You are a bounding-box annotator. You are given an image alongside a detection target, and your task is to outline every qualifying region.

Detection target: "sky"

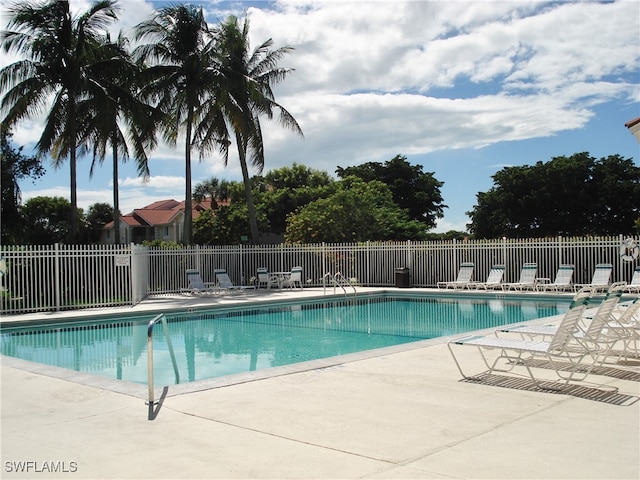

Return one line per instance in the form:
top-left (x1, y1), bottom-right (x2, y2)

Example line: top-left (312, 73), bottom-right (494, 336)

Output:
top-left (2, 0), bottom-right (639, 233)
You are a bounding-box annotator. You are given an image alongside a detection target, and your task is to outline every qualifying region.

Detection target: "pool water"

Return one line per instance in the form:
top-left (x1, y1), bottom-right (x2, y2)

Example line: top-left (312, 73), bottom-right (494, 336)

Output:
top-left (1, 294), bottom-right (568, 386)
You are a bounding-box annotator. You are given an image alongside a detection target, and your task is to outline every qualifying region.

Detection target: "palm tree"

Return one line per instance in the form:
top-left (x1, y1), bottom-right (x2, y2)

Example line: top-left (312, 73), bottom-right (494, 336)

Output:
top-left (193, 177), bottom-right (231, 207)
top-left (215, 16), bottom-right (303, 244)
top-left (77, 32), bottom-right (158, 244)
top-left (133, 4), bottom-right (229, 245)
top-left (0, 0), bottom-right (121, 242)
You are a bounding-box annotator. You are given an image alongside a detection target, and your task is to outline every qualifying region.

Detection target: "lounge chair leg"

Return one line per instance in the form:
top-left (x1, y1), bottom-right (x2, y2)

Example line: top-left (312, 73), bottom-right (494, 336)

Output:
top-left (447, 343), bottom-right (483, 380)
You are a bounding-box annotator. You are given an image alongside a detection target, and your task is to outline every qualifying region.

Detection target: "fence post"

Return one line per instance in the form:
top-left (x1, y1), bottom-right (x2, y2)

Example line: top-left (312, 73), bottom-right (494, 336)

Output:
top-left (130, 243), bottom-right (137, 305)
top-left (502, 237), bottom-right (508, 274)
top-left (54, 243), bottom-right (61, 312)
top-left (322, 242), bottom-right (326, 276)
top-left (453, 238), bottom-right (458, 272)
top-left (239, 243), bottom-right (244, 285)
top-left (131, 243), bottom-right (149, 305)
top-left (366, 241), bottom-right (370, 286)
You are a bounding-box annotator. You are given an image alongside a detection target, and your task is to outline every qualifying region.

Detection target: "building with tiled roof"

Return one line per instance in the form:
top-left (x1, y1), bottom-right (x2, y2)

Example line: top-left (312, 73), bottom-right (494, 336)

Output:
top-left (102, 197), bottom-right (222, 244)
top-left (625, 116), bottom-right (640, 143)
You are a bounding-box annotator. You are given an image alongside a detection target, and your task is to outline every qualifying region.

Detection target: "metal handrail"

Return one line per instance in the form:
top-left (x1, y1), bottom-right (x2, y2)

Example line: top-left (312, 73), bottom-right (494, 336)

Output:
top-left (323, 272), bottom-right (357, 296)
top-left (322, 272), bottom-right (337, 295)
top-left (334, 272), bottom-right (357, 296)
top-left (146, 313), bottom-right (179, 406)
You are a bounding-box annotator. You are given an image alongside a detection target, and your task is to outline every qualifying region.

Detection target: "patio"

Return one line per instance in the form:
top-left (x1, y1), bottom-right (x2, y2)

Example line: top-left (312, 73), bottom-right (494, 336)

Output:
top-left (2, 288), bottom-right (639, 479)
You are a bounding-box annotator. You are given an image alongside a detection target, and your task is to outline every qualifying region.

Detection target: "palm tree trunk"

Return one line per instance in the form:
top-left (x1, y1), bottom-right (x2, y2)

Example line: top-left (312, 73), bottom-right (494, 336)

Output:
top-left (183, 114), bottom-right (193, 245)
top-left (236, 131), bottom-right (260, 244)
top-left (112, 132), bottom-right (120, 244)
top-left (69, 117), bottom-right (79, 243)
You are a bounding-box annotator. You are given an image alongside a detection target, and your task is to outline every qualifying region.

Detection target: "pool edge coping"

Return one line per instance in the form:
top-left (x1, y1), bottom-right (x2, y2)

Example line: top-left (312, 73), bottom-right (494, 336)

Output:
top-left (1, 287), bottom-right (581, 399)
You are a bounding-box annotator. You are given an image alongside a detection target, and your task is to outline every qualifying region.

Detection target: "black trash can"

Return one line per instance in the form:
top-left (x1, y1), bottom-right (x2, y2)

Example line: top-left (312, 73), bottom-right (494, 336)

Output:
top-left (395, 267), bottom-right (410, 288)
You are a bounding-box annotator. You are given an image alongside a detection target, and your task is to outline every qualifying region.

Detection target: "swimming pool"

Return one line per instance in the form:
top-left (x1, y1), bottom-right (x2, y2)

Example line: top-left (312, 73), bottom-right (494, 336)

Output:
top-left (1, 293), bottom-right (569, 387)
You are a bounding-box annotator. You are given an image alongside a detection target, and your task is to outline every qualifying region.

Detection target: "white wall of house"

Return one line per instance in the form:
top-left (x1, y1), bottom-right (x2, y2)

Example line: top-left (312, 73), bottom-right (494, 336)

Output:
top-left (629, 122), bottom-right (640, 142)
top-left (99, 210), bottom-right (188, 244)
top-left (100, 219), bottom-right (131, 244)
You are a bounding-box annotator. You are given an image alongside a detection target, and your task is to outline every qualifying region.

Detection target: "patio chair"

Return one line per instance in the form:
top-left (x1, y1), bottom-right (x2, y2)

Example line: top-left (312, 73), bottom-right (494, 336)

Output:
top-left (608, 295), bottom-right (640, 359)
top-left (448, 288), bottom-right (599, 389)
top-left (185, 269), bottom-right (218, 295)
top-left (502, 263), bottom-right (537, 291)
top-left (256, 267), bottom-right (279, 289)
top-left (281, 266), bottom-right (303, 289)
top-left (437, 262), bottom-right (474, 289)
top-left (214, 268), bottom-right (254, 294)
top-left (574, 263), bottom-right (612, 293)
top-left (621, 266), bottom-right (640, 293)
top-left (536, 264), bottom-right (575, 292)
top-left (466, 265), bottom-right (505, 290)
top-left (496, 285), bottom-right (626, 350)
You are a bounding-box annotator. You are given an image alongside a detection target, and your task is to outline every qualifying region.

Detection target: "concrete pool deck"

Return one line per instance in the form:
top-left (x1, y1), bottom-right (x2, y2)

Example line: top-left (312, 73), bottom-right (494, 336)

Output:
top-left (1, 288), bottom-right (639, 479)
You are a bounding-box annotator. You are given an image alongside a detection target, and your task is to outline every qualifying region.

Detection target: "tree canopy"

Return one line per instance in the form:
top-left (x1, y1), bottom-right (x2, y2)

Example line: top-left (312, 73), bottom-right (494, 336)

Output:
top-left (85, 202), bottom-right (114, 243)
top-left (284, 176), bottom-right (427, 243)
top-left (467, 152), bottom-right (640, 238)
top-left (193, 159), bottom-right (438, 244)
top-left (1, 127), bottom-right (45, 243)
top-left (258, 163), bottom-right (334, 234)
top-left (336, 154), bottom-right (446, 230)
top-left (21, 196), bottom-right (77, 244)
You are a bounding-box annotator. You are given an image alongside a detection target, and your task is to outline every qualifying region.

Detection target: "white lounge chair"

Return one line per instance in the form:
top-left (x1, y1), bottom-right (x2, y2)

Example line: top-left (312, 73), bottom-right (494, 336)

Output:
top-left (536, 264), bottom-right (575, 292)
top-left (603, 295), bottom-right (640, 360)
top-left (214, 268), bottom-right (254, 294)
top-left (575, 263), bottom-right (612, 293)
top-left (281, 266), bottom-right (303, 289)
top-left (437, 262), bottom-right (474, 289)
top-left (496, 285), bottom-right (625, 351)
top-left (467, 265), bottom-right (505, 290)
top-left (622, 266), bottom-right (640, 293)
top-left (502, 263), bottom-right (537, 291)
top-left (185, 269), bottom-right (217, 295)
top-left (448, 288), bottom-right (600, 389)
top-left (256, 267), bottom-right (279, 289)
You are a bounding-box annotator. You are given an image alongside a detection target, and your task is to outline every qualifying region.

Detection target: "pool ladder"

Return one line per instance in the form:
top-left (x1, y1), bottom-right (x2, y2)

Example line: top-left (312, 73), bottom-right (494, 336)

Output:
top-left (146, 313), bottom-right (180, 406)
top-left (323, 272), bottom-right (357, 296)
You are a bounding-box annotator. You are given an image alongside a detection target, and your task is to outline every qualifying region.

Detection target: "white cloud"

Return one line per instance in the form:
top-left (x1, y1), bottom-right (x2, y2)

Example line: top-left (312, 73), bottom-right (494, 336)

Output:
top-left (119, 175), bottom-right (182, 188)
top-left (240, 0), bottom-right (638, 177)
top-left (116, 188), bottom-right (180, 214)
top-left (22, 177), bottom-right (185, 214)
top-left (249, 1), bottom-right (638, 98)
top-left (5, 1), bottom-right (637, 161)
top-left (20, 185), bottom-right (113, 213)
top-left (258, 89), bottom-right (599, 175)
top-left (4, 0), bottom-right (640, 229)
top-left (434, 217), bottom-right (469, 234)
